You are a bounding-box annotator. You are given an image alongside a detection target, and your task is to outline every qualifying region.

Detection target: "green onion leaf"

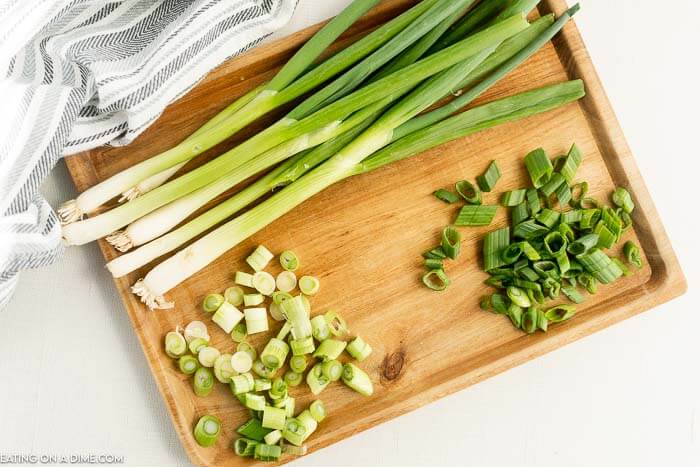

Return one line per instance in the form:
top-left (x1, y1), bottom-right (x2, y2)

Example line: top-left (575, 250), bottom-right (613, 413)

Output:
top-left (441, 226), bottom-right (461, 259)
top-left (593, 221), bottom-right (616, 249)
top-left (612, 187), bottom-right (635, 213)
top-left (558, 143), bottom-right (583, 183)
top-left (513, 220), bottom-right (548, 239)
top-left (567, 233), bottom-right (599, 256)
top-left (490, 293), bottom-right (509, 314)
top-left (512, 202), bottom-right (529, 226)
top-left (501, 189), bottom-right (527, 207)
top-left (544, 305), bottom-right (576, 323)
top-left (521, 307), bottom-right (538, 334)
top-left (536, 208), bottom-right (560, 228)
top-left (455, 180), bottom-right (482, 204)
top-left (483, 227), bottom-right (510, 271)
top-left (506, 286), bottom-right (531, 308)
top-left (561, 284), bottom-right (585, 304)
top-left (455, 205), bottom-right (498, 226)
top-left (579, 208), bottom-right (600, 229)
top-left (433, 189), bottom-right (460, 204)
top-left (476, 160), bottom-right (501, 192)
top-left (624, 241), bottom-right (643, 268)
top-left (424, 258), bottom-right (444, 270)
top-left (422, 246), bottom-right (447, 260)
top-left (526, 188), bottom-right (541, 215)
top-left (507, 303), bottom-right (523, 328)
top-left (524, 148), bottom-right (553, 188)
top-left (540, 173), bottom-right (565, 197)
top-left (576, 248), bottom-right (623, 284)
top-left (422, 269), bottom-right (449, 291)
top-left (560, 209), bottom-right (583, 225)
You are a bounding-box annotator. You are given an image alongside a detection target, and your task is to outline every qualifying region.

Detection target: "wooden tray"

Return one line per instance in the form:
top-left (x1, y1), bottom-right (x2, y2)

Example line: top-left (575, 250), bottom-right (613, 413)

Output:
top-left (65, 1), bottom-right (686, 465)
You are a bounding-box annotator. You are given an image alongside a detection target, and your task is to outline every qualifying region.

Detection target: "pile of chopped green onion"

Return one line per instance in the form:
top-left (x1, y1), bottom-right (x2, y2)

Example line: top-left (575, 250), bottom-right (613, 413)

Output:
top-left (426, 143), bottom-right (643, 332)
top-left (163, 245), bottom-right (374, 461)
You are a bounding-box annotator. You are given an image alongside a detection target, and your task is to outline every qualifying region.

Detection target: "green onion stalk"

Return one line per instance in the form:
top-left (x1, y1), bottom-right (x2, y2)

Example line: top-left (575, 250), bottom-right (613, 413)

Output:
top-left (106, 9), bottom-right (580, 278)
top-left (64, 9), bottom-right (521, 247)
top-left (133, 80), bottom-right (584, 307)
top-left (55, 0), bottom-right (431, 224)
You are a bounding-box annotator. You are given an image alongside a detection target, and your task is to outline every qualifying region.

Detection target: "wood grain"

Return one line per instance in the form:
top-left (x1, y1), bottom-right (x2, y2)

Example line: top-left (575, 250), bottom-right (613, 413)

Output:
top-left (64, 1), bottom-right (686, 465)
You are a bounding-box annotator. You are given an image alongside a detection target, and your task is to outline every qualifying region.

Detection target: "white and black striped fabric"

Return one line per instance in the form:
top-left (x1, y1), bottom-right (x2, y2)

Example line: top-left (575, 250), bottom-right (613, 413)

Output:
top-left (0, 0), bottom-right (298, 310)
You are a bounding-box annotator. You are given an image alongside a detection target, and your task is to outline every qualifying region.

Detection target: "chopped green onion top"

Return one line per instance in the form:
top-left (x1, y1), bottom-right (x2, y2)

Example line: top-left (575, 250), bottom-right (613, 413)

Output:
top-left (455, 205), bottom-right (498, 226)
top-left (476, 160), bottom-right (501, 192)
top-left (422, 269), bottom-right (450, 291)
top-left (558, 143), bottom-right (583, 183)
top-left (346, 335), bottom-right (372, 361)
top-left (433, 188), bottom-right (460, 204)
top-left (309, 400), bottom-right (326, 423)
top-left (623, 241), bottom-right (643, 268)
top-left (544, 305), bottom-right (576, 323)
top-left (441, 226), bottom-right (461, 259)
top-left (501, 189), bottom-right (527, 207)
top-left (612, 187), bottom-right (635, 214)
top-left (455, 180), bottom-right (482, 204)
top-left (524, 148), bottom-right (553, 188)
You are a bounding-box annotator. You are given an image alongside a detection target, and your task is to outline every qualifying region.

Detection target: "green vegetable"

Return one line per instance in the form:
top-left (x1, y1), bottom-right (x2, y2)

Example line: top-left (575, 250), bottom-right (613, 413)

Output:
top-left (193, 415), bottom-right (221, 447)
top-left (230, 372), bottom-right (255, 394)
top-left (558, 143), bottom-right (583, 183)
top-left (282, 418), bottom-right (307, 447)
top-left (260, 338), bottom-right (289, 370)
top-left (262, 405), bottom-right (287, 431)
top-left (455, 205), bottom-right (498, 226)
top-left (521, 308), bottom-right (538, 334)
top-left (224, 286), bottom-right (245, 306)
top-left (433, 189), bottom-right (460, 204)
top-left (342, 363), bottom-right (374, 396)
top-left (483, 227), bottom-right (510, 271)
top-left (476, 160), bottom-right (501, 192)
top-left (234, 438), bottom-right (259, 457)
top-left (524, 148), bottom-right (553, 188)
top-left (230, 322), bottom-right (247, 343)
top-left (561, 285), bottom-right (585, 304)
top-left (299, 276), bottom-right (320, 296)
top-left (178, 355), bottom-right (199, 375)
top-left (322, 360), bottom-right (344, 381)
top-left (213, 353), bottom-right (236, 383)
top-left (624, 241), bottom-right (643, 268)
top-left (306, 363), bottom-right (331, 396)
top-left (311, 315), bottom-right (331, 342)
top-left (246, 245), bottom-right (274, 272)
top-left (288, 337), bottom-right (313, 357)
top-left (422, 269), bottom-right (450, 291)
top-left (254, 444), bottom-right (282, 462)
top-left (441, 226), bottom-right (461, 259)
top-left (238, 418), bottom-right (273, 442)
top-left (325, 311), bottom-right (349, 337)
top-left (346, 336), bottom-right (372, 361)
top-left (244, 393), bottom-right (266, 411)
top-left (310, 400), bottom-right (327, 423)
top-left (455, 180), bottom-right (482, 204)
top-left (289, 355), bottom-right (308, 374)
top-left (279, 250), bottom-right (300, 271)
top-left (544, 305), bottom-right (576, 323)
top-left (313, 339), bottom-right (347, 361)
top-left (612, 187), bottom-right (635, 213)
top-left (202, 293), bottom-right (224, 313)
top-left (164, 331), bottom-right (187, 358)
top-left (284, 370), bottom-right (303, 387)
top-left (501, 189), bottom-right (527, 207)
top-left (193, 367), bottom-right (214, 397)
top-left (567, 233), bottom-right (599, 256)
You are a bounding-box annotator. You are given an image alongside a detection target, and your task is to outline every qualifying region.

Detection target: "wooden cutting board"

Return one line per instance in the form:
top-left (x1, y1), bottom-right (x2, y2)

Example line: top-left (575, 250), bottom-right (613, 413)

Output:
top-left (65, 1), bottom-right (686, 465)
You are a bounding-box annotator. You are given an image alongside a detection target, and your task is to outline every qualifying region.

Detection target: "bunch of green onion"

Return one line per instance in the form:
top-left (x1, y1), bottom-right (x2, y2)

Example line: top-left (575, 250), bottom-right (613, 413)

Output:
top-left (56, 0), bottom-right (584, 310)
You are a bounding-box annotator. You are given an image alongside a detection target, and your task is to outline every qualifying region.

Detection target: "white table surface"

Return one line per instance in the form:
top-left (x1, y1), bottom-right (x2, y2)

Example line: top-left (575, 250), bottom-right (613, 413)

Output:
top-left (2, 1), bottom-right (699, 466)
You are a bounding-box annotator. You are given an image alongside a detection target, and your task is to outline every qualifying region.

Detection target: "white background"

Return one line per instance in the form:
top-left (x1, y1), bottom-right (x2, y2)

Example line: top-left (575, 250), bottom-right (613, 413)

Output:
top-left (2, 1), bottom-right (699, 466)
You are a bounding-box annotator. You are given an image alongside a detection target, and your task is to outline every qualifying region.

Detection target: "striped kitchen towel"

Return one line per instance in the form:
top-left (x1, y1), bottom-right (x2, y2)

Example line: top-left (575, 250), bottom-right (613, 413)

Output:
top-left (0, 0), bottom-right (298, 310)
